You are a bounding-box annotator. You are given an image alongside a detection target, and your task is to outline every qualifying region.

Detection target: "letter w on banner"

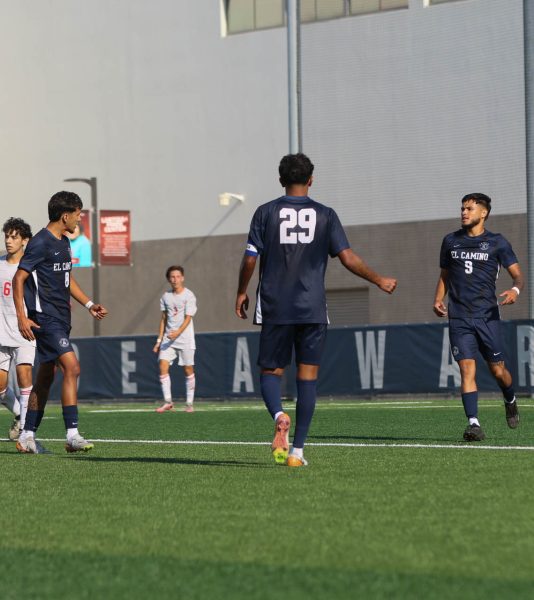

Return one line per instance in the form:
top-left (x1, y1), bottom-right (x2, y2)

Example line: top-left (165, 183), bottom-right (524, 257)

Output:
top-left (354, 330), bottom-right (386, 390)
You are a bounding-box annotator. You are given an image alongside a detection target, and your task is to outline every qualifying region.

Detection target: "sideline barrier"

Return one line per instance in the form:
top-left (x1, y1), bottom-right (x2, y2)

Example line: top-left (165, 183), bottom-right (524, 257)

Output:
top-left (47, 320), bottom-right (534, 400)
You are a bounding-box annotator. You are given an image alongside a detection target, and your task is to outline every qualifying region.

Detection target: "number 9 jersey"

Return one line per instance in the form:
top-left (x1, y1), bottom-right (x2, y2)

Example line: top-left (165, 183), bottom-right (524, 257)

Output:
top-left (245, 195), bottom-right (350, 325)
top-left (439, 229), bottom-right (518, 319)
top-left (18, 228), bottom-right (73, 327)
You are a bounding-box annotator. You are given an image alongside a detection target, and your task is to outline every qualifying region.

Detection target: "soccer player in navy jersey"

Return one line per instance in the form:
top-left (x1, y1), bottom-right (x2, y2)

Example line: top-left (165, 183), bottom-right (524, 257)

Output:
top-left (433, 193), bottom-right (524, 441)
top-left (236, 153), bottom-right (397, 467)
top-left (12, 191), bottom-right (108, 454)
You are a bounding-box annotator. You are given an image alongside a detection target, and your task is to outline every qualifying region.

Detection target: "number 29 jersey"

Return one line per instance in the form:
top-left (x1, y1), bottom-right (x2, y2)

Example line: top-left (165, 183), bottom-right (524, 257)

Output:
top-left (439, 229), bottom-right (518, 319)
top-left (245, 195), bottom-right (350, 324)
top-left (18, 228), bottom-right (73, 327)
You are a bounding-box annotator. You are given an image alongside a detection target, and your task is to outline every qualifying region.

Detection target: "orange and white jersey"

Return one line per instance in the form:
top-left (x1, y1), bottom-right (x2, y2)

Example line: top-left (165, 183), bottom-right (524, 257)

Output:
top-left (0, 255), bottom-right (35, 348)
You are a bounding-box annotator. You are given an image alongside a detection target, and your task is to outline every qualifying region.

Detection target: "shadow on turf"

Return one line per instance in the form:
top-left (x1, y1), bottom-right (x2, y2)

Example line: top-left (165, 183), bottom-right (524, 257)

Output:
top-left (64, 455), bottom-right (270, 468)
top-left (308, 434), bottom-right (454, 443)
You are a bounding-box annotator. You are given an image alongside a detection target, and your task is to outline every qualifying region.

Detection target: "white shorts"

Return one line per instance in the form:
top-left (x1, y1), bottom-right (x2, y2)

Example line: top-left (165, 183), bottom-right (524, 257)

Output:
top-left (0, 345), bottom-right (36, 371)
top-left (158, 346), bottom-right (195, 367)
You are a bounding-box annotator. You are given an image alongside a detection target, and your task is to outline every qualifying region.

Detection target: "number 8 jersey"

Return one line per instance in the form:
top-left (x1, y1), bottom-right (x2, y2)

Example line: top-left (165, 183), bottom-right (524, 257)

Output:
top-left (18, 228), bottom-right (73, 327)
top-left (245, 195), bottom-right (350, 324)
top-left (439, 229), bottom-right (518, 319)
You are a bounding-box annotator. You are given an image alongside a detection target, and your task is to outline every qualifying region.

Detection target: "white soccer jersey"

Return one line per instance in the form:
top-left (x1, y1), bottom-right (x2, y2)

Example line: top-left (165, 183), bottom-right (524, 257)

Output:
top-left (160, 288), bottom-right (197, 349)
top-left (0, 255), bottom-right (36, 348)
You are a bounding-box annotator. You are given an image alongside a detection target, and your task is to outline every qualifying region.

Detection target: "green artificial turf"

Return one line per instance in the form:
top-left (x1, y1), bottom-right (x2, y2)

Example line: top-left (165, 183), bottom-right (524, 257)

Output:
top-left (0, 398), bottom-right (533, 599)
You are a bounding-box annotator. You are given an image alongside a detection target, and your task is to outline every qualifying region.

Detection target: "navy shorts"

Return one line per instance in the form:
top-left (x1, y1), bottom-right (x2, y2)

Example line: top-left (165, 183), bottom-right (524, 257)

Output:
top-left (32, 314), bottom-right (73, 364)
top-left (449, 317), bottom-right (505, 363)
top-left (258, 323), bottom-right (327, 369)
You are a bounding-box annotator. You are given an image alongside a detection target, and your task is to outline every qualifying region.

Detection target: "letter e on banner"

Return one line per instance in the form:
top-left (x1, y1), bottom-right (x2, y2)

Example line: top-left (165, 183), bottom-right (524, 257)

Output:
top-left (121, 341), bottom-right (138, 394)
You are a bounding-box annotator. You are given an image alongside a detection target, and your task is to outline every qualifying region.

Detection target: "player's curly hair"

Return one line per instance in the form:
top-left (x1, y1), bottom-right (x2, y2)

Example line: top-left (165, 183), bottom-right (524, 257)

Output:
top-left (166, 265), bottom-right (184, 280)
top-left (279, 153), bottom-right (314, 186)
top-left (2, 217), bottom-right (33, 240)
top-left (461, 193), bottom-right (491, 217)
top-left (48, 191), bottom-right (83, 222)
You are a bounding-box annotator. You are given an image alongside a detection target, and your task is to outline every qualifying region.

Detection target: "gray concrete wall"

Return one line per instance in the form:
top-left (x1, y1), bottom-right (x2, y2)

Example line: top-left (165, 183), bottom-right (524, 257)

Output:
top-left (70, 212), bottom-right (528, 337)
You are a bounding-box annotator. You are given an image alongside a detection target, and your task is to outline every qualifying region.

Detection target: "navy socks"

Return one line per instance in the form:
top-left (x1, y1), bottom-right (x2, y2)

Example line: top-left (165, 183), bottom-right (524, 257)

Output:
top-left (461, 391), bottom-right (478, 419)
top-left (293, 379), bottom-right (317, 448)
top-left (23, 410), bottom-right (44, 433)
top-left (500, 384), bottom-right (515, 404)
top-left (260, 374), bottom-right (283, 419)
top-left (62, 405), bottom-right (79, 430)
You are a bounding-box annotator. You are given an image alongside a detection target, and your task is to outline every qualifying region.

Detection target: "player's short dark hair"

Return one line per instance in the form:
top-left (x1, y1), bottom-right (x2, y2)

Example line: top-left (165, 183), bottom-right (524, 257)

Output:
top-left (2, 217), bottom-right (33, 240)
top-left (48, 191), bottom-right (83, 222)
top-left (461, 193), bottom-right (492, 216)
top-left (279, 153), bottom-right (314, 186)
top-left (166, 265), bottom-right (184, 279)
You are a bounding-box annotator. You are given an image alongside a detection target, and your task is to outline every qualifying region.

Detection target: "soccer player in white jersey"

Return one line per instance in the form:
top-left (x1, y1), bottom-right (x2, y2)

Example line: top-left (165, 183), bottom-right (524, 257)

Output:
top-left (153, 266), bottom-right (197, 413)
top-left (0, 218), bottom-right (35, 441)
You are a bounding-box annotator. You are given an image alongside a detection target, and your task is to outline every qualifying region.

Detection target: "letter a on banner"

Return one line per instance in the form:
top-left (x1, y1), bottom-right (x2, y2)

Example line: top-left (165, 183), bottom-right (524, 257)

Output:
top-left (233, 337), bottom-right (254, 393)
top-left (439, 328), bottom-right (460, 388)
top-left (354, 330), bottom-right (386, 390)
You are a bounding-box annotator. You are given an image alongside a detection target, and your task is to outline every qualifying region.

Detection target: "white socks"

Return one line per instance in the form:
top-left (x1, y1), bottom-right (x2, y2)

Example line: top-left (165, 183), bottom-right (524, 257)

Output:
top-left (160, 375), bottom-right (172, 402)
top-left (67, 428), bottom-right (79, 441)
top-left (19, 387), bottom-right (32, 430)
top-left (290, 446), bottom-right (303, 458)
top-left (469, 417), bottom-right (480, 427)
top-left (274, 411), bottom-right (284, 422)
top-left (1, 387), bottom-right (20, 416)
top-left (185, 374), bottom-right (195, 405)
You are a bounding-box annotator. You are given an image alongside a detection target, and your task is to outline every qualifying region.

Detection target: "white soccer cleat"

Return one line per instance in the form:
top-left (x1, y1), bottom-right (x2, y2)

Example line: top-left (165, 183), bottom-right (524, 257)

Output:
top-left (65, 433), bottom-right (94, 453)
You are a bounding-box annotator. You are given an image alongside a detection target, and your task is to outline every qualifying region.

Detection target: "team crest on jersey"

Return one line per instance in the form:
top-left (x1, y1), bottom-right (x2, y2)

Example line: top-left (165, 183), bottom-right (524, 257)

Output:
top-left (479, 242), bottom-right (489, 250)
top-left (59, 338), bottom-right (70, 348)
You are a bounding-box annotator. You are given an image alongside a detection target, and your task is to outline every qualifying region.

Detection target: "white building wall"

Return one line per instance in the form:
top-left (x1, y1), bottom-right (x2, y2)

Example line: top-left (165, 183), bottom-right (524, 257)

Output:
top-left (0, 0), bottom-right (526, 242)
top-left (303, 0), bottom-right (526, 224)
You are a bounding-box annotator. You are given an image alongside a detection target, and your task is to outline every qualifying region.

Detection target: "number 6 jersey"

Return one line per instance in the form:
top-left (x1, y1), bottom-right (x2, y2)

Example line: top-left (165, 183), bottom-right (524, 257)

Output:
top-left (245, 195), bottom-right (350, 324)
top-left (18, 228), bottom-right (73, 327)
top-left (439, 229), bottom-right (518, 319)
top-left (0, 256), bottom-right (36, 347)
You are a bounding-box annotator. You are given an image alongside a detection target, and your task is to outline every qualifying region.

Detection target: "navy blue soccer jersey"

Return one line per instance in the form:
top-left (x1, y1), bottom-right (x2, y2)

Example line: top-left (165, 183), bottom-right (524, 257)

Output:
top-left (246, 195), bottom-right (350, 324)
top-left (440, 229), bottom-right (518, 319)
top-left (18, 228), bottom-right (73, 326)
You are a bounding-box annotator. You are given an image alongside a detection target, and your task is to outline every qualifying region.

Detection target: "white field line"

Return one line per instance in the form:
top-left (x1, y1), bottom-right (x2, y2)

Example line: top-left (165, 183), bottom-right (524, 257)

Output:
top-left (7, 437), bottom-right (534, 452)
top-left (87, 403), bottom-right (534, 414)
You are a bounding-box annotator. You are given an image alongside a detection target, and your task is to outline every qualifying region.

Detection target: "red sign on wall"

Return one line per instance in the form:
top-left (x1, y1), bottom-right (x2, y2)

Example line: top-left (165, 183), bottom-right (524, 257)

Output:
top-left (99, 210), bottom-right (131, 266)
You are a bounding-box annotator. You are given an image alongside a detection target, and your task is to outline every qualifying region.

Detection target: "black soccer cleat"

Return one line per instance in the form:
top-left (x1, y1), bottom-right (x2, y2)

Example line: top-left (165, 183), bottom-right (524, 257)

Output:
top-left (504, 400), bottom-right (519, 429)
top-left (463, 423), bottom-right (486, 442)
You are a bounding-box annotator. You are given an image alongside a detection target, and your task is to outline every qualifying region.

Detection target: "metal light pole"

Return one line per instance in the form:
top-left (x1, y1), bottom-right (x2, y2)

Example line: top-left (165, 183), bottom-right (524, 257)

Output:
top-left (64, 177), bottom-right (100, 336)
top-left (524, 0), bottom-right (534, 319)
top-left (287, 0), bottom-right (302, 153)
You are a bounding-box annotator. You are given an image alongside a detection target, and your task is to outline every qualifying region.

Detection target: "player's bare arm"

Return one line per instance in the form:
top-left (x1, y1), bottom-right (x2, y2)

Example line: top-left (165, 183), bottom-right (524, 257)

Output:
top-left (499, 263), bottom-right (524, 305)
top-left (70, 273), bottom-right (108, 320)
top-left (433, 269), bottom-right (449, 317)
top-left (12, 269), bottom-right (39, 341)
top-left (236, 254), bottom-right (257, 319)
top-left (167, 314), bottom-right (192, 341)
top-left (153, 312), bottom-right (167, 353)
top-left (337, 249), bottom-right (397, 294)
